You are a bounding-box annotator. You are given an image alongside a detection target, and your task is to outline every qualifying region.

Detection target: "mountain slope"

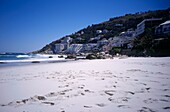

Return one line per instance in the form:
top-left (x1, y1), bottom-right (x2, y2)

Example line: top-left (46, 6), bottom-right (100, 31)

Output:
top-left (32, 8), bottom-right (170, 55)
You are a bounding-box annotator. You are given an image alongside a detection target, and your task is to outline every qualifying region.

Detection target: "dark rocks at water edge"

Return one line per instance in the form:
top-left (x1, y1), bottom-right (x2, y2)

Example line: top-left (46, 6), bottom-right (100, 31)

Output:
top-left (31, 61), bottom-right (40, 63)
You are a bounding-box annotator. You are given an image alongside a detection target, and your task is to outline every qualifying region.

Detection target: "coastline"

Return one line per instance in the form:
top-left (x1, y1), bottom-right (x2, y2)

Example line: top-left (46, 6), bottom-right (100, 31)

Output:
top-left (0, 54), bottom-right (72, 68)
top-left (0, 57), bottom-right (170, 112)
top-left (1, 55), bottom-right (169, 68)
top-left (0, 59), bottom-right (75, 68)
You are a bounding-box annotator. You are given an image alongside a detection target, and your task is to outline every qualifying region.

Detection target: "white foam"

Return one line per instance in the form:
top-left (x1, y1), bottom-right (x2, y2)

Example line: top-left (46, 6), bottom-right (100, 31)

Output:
top-left (16, 55), bottom-right (32, 58)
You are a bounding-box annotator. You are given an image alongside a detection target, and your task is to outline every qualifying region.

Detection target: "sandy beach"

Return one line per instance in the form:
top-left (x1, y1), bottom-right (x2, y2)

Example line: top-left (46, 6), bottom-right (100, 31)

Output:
top-left (0, 57), bottom-right (170, 112)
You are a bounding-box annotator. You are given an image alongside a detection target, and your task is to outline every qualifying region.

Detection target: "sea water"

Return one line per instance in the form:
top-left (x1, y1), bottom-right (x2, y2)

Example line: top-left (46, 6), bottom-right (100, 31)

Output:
top-left (0, 53), bottom-right (36, 60)
top-left (0, 53), bottom-right (49, 67)
top-left (0, 53), bottom-right (66, 67)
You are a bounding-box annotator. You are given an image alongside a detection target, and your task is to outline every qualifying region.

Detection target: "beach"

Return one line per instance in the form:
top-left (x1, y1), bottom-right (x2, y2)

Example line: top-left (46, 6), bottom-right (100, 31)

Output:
top-left (0, 57), bottom-right (170, 112)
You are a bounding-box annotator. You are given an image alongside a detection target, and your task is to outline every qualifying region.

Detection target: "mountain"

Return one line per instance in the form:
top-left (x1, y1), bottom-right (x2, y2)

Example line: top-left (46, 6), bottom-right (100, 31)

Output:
top-left (32, 8), bottom-right (170, 56)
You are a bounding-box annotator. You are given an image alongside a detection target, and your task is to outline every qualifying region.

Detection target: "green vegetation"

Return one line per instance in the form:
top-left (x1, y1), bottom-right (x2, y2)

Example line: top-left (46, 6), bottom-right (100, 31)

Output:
top-left (109, 47), bottom-right (121, 55)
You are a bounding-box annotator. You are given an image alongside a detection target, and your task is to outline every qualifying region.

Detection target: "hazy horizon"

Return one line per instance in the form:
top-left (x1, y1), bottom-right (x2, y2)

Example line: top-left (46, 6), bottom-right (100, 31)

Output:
top-left (0, 0), bottom-right (170, 53)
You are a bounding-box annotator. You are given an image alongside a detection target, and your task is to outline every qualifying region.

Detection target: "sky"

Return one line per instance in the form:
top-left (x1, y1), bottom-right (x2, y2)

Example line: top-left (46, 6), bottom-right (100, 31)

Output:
top-left (0, 0), bottom-right (170, 53)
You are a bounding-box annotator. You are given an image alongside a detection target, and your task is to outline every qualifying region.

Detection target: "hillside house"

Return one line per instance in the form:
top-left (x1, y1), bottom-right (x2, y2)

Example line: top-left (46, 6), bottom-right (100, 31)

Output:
top-left (76, 37), bottom-right (82, 41)
top-left (115, 24), bottom-right (123, 27)
top-left (155, 20), bottom-right (170, 36)
top-left (111, 37), bottom-right (129, 47)
top-left (103, 29), bottom-right (109, 34)
top-left (66, 44), bottom-right (83, 54)
top-left (127, 43), bottom-right (134, 49)
top-left (61, 36), bottom-right (72, 43)
top-left (136, 18), bottom-right (162, 36)
top-left (120, 29), bottom-right (136, 37)
top-left (66, 43), bottom-right (97, 54)
top-left (82, 44), bottom-right (97, 52)
top-left (96, 30), bottom-right (102, 34)
top-left (94, 36), bottom-right (102, 40)
top-left (81, 31), bottom-right (84, 35)
top-left (54, 44), bottom-right (65, 53)
top-left (97, 38), bottom-right (109, 47)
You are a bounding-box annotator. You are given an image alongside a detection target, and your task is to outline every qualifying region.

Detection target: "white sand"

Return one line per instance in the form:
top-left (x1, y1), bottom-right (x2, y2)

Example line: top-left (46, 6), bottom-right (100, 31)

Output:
top-left (0, 57), bottom-right (170, 112)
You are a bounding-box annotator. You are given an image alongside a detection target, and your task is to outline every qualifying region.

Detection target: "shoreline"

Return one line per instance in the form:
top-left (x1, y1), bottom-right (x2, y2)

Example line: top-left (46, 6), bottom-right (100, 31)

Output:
top-left (0, 59), bottom-right (75, 69)
top-left (1, 56), bottom-right (170, 68)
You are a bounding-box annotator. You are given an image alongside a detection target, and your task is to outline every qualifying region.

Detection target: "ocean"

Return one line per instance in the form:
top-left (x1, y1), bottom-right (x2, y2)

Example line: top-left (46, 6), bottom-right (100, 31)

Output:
top-left (0, 53), bottom-right (67, 67)
top-left (0, 53), bottom-right (37, 60)
top-left (0, 53), bottom-right (36, 67)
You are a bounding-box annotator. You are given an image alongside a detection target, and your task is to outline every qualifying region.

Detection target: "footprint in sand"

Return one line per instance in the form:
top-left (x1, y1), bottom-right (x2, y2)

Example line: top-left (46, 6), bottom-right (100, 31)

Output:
top-left (96, 103), bottom-right (106, 107)
top-left (159, 99), bottom-right (170, 102)
top-left (1, 95), bottom-right (48, 107)
top-left (42, 102), bottom-right (55, 105)
top-left (84, 105), bottom-right (93, 108)
top-left (164, 95), bottom-right (170, 98)
top-left (105, 90), bottom-right (115, 96)
top-left (126, 91), bottom-right (135, 95)
top-left (162, 89), bottom-right (170, 91)
top-left (117, 105), bottom-right (130, 108)
top-left (45, 92), bottom-right (58, 97)
top-left (78, 84), bottom-right (85, 89)
top-left (108, 97), bottom-right (130, 103)
top-left (84, 89), bottom-right (94, 93)
top-left (138, 107), bottom-right (156, 112)
top-left (143, 98), bottom-right (158, 104)
top-left (163, 107), bottom-right (170, 110)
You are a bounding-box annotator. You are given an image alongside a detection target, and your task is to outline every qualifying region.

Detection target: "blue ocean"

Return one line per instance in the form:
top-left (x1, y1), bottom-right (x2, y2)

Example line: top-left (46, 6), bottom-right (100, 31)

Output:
top-left (0, 53), bottom-right (65, 67)
top-left (0, 53), bottom-right (48, 67)
top-left (0, 53), bottom-right (36, 60)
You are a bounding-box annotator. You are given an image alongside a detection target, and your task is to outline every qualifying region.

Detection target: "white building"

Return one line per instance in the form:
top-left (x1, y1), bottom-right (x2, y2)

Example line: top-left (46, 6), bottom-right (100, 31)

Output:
top-left (103, 29), bottom-right (109, 34)
top-left (66, 43), bottom-right (97, 54)
top-left (89, 38), bottom-right (95, 41)
top-left (102, 44), bottom-right (112, 52)
top-left (76, 37), bottom-right (82, 41)
top-left (115, 24), bottom-right (123, 27)
top-left (76, 33), bottom-right (81, 36)
top-left (61, 36), bottom-right (72, 43)
top-left (108, 37), bottom-right (113, 41)
top-left (97, 38), bottom-right (109, 47)
top-left (120, 29), bottom-right (136, 38)
top-left (111, 37), bottom-right (122, 47)
top-left (155, 20), bottom-right (170, 35)
top-left (111, 37), bottom-right (129, 47)
top-left (82, 44), bottom-right (97, 51)
top-left (67, 44), bottom-right (83, 54)
top-left (136, 18), bottom-right (162, 36)
top-left (94, 36), bottom-right (101, 40)
top-left (96, 30), bottom-right (102, 34)
top-left (63, 43), bottom-right (70, 50)
top-left (81, 31), bottom-right (84, 35)
top-left (54, 44), bottom-right (65, 53)
top-left (127, 43), bottom-right (134, 49)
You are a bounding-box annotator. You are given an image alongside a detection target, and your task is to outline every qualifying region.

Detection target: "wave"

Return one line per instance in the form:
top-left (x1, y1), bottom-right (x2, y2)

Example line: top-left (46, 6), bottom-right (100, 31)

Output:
top-left (0, 54), bottom-right (66, 61)
top-left (16, 54), bottom-right (55, 59)
top-left (16, 55), bottom-right (32, 58)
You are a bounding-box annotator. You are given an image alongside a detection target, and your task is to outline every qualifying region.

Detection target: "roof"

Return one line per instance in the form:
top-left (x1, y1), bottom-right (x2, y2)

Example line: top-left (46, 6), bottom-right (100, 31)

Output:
top-left (137, 18), bottom-right (162, 27)
top-left (160, 20), bottom-right (170, 26)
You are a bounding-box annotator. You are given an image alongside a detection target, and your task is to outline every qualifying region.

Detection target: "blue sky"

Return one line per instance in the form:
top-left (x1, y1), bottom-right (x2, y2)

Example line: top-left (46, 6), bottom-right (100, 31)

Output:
top-left (0, 0), bottom-right (170, 53)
